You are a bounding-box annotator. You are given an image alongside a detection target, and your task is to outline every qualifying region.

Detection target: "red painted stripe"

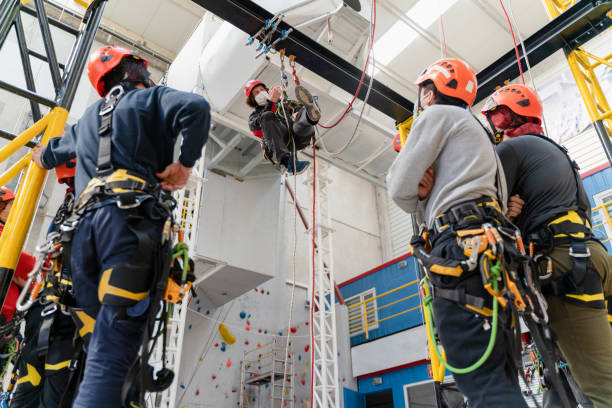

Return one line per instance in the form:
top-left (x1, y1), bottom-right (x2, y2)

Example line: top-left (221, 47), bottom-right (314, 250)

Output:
top-left (338, 252), bottom-right (412, 288)
top-left (581, 162), bottom-right (610, 179)
top-left (356, 359), bottom-right (430, 380)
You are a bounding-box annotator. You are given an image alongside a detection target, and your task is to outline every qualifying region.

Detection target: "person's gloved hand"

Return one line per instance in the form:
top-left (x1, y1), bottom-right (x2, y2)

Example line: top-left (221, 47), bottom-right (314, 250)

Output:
top-left (269, 86), bottom-right (282, 103)
top-left (156, 162), bottom-right (192, 191)
top-left (418, 166), bottom-right (435, 200)
top-left (506, 194), bottom-right (525, 221)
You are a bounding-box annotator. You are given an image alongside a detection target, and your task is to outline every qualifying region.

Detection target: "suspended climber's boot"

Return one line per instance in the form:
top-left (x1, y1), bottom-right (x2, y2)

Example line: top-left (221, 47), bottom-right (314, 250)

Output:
top-left (295, 85), bottom-right (321, 124)
top-left (285, 154), bottom-right (310, 176)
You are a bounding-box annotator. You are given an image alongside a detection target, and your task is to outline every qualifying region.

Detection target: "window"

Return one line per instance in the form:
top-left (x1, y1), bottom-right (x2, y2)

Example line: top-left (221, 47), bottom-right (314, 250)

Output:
top-left (346, 288), bottom-right (379, 336)
top-left (593, 188), bottom-right (612, 241)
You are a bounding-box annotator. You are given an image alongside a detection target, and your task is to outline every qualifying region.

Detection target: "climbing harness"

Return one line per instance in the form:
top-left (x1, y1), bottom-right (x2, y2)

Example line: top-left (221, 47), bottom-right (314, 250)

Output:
top-left (11, 84), bottom-right (195, 406)
top-left (411, 196), bottom-right (574, 408)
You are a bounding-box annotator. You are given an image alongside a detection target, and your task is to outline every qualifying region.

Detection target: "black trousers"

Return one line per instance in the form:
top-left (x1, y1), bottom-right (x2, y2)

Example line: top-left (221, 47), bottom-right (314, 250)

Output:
top-left (11, 302), bottom-right (76, 408)
top-left (260, 108), bottom-right (313, 165)
top-left (429, 231), bottom-right (528, 408)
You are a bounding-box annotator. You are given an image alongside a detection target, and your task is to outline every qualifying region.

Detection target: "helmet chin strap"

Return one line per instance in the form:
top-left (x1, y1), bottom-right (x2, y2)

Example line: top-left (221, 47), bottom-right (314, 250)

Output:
top-left (485, 115), bottom-right (504, 145)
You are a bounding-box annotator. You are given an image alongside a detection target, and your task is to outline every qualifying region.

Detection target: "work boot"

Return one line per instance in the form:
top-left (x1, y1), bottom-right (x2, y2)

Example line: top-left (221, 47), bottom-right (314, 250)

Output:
top-left (295, 85), bottom-right (321, 124)
top-left (285, 157), bottom-right (310, 175)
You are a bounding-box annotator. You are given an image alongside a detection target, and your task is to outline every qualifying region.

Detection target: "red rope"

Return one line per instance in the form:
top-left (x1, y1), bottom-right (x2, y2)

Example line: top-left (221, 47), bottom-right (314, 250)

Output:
top-left (438, 14), bottom-right (447, 58)
top-left (318, 0), bottom-right (376, 129)
top-left (499, 0), bottom-right (525, 85)
top-left (309, 137), bottom-right (316, 408)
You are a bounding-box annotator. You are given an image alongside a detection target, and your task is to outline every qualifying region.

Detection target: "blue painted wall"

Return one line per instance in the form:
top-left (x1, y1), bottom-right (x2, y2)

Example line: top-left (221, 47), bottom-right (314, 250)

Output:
top-left (343, 387), bottom-right (365, 408)
top-left (357, 362), bottom-right (431, 408)
top-left (339, 256), bottom-right (424, 346)
top-left (582, 166), bottom-right (612, 251)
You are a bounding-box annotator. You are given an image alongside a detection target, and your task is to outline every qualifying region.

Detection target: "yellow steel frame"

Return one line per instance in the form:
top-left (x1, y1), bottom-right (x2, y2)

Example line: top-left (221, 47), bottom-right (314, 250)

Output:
top-left (592, 200), bottom-right (612, 244)
top-left (544, 1), bottom-right (612, 135)
top-left (0, 107), bottom-right (68, 270)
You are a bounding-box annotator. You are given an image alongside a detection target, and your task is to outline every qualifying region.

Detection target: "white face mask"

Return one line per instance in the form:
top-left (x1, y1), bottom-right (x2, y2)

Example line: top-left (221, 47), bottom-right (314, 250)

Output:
top-left (255, 91), bottom-right (269, 106)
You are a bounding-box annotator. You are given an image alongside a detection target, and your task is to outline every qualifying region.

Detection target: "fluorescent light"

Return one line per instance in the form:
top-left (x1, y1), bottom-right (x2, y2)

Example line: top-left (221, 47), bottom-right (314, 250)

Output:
top-left (374, 0), bottom-right (460, 68)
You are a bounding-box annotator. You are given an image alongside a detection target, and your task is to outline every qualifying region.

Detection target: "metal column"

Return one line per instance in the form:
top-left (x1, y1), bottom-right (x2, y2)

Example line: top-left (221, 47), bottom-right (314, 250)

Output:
top-left (0, 0), bottom-right (108, 313)
top-left (154, 151), bottom-right (207, 408)
top-left (307, 162), bottom-right (339, 408)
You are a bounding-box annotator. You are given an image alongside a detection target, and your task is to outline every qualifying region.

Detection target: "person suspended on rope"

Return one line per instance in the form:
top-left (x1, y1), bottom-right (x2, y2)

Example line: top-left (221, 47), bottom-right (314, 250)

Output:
top-left (387, 58), bottom-right (530, 408)
top-left (245, 79), bottom-right (320, 175)
top-left (482, 84), bottom-right (612, 408)
top-left (30, 45), bottom-right (210, 408)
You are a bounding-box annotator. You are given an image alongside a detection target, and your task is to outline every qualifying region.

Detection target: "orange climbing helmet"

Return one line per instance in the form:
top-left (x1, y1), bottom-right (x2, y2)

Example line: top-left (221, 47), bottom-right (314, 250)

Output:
top-left (393, 133), bottom-right (402, 152)
top-left (244, 80), bottom-right (265, 97)
top-left (481, 84), bottom-right (543, 125)
top-left (415, 58), bottom-right (478, 107)
top-left (0, 187), bottom-right (15, 203)
top-left (87, 45), bottom-right (149, 97)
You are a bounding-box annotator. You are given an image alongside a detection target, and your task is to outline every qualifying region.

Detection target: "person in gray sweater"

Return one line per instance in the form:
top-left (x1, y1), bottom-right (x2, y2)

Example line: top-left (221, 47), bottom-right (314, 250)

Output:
top-left (387, 58), bottom-right (526, 407)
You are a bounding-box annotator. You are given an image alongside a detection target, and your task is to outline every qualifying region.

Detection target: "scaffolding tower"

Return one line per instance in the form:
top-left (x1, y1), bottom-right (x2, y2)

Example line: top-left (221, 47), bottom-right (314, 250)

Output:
top-left (306, 162), bottom-right (339, 408)
top-left (240, 337), bottom-right (294, 408)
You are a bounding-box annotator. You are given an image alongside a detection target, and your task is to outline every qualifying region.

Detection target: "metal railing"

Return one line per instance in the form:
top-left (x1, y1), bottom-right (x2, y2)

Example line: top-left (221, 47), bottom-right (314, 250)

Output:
top-left (347, 279), bottom-right (422, 340)
top-left (592, 199), bottom-right (612, 244)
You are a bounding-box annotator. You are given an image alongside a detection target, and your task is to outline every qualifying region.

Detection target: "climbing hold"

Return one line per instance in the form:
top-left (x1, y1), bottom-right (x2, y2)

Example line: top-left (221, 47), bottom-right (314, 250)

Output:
top-left (258, 329), bottom-right (262, 333)
top-left (290, 327), bottom-right (297, 333)
top-left (239, 311), bottom-right (246, 319)
top-left (257, 344), bottom-right (261, 348)
top-left (219, 323), bottom-right (236, 345)
top-left (245, 326), bottom-right (251, 331)
top-left (305, 322), bottom-right (309, 326)
top-left (304, 345), bottom-right (310, 352)
top-left (278, 331), bottom-right (283, 336)
top-left (200, 357), bottom-right (203, 361)
top-left (266, 291), bottom-right (270, 295)
top-left (188, 324), bottom-right (192, 330)
top-left (298, 355), bottom-right (302, 361)
top-left (301, 378), bottom-right (306, 386)
top-left (195, 389), bottom-right (200, 396)
top-left (264, 330), bottom-right (267, 334)
top-left (180, 384), bottom-right (185, 389)
top-left (197, 306), bottom-right (201, 312)
top-left (305, 361), bottom-right (309, 366)
top-left (226, 359), bottom-right (232, 367)
top-left (214, 343), bottom-right (219, 347)
top-left (245, 340), bottom-right (250, 345)
top-left (206, 310), bottom-right (210, 315)
top-left (221, 292), bottom-right (228, 296)
top-left (232, 389), bottom-right (237, 393)
top-left (254, 288), bottom-right (258, 292)
top-left (246, 320), bottom-right (251, 326)
top-left (248, 314), bottom-right (251, 318)
top-left (212, 375), bottom-right (216, 380)
top-left (196, 299), bottom-right (200, 304)
top-left (260, 289), bottom-right (265, 294)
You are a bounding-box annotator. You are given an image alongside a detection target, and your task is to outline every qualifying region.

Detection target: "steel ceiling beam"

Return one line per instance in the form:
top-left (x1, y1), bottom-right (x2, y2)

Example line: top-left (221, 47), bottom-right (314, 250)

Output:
top-left (192, 0), bottom-right (611, 124)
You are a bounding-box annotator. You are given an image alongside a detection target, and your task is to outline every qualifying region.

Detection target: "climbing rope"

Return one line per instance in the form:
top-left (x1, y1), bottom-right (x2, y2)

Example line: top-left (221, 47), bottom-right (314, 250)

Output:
top-left (437, 0), bottom-right (448, 58)
top-left (498, 0), bottom-right (525, 85)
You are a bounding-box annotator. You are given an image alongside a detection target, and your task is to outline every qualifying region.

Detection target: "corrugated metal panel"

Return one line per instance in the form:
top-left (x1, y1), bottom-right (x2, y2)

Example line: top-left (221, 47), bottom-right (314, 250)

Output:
top-left (563, 127), bottom-right (608, 174)
top-left (387, 198), bottom-right (414, 258)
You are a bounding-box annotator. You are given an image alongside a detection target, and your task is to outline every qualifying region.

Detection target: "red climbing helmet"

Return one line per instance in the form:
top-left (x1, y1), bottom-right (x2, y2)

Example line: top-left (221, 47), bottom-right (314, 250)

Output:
top-left (244, 80), bottom-right (265, 97)
top-left (0, 187), bottom-right (15, 203)
top-left (87, 45), bottom-right (148, 97)
top-left (56, 158), bottom-right (77, 184)
top-left (415, 58), bottom-right (477, 107)
top-left (482, 84), bottom-right (543, 125)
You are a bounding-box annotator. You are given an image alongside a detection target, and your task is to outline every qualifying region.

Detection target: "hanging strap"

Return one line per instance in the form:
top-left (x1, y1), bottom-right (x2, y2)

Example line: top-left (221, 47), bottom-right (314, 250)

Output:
top-left (97, 85), bottom-right (126, 177)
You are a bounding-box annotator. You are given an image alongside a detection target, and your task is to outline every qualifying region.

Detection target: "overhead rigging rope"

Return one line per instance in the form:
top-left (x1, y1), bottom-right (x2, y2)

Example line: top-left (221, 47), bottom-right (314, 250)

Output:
top-left (316, 0), bottom-right (376, 156)
top-left (505, 0), bottom-right (551, 137)
top-left (317, 0), bottom-right (377, 130)
top-left (437, 0), bottom-right (448, 58)
top-left (309, 131), bottom-right (316, 408)
top-left (498, 0), bottom-right (526, 85)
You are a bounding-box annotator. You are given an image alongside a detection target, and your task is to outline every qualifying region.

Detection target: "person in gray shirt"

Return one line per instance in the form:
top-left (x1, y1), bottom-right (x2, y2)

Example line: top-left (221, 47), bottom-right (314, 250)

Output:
top-left (387, 58), bottom-right (526, 408)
